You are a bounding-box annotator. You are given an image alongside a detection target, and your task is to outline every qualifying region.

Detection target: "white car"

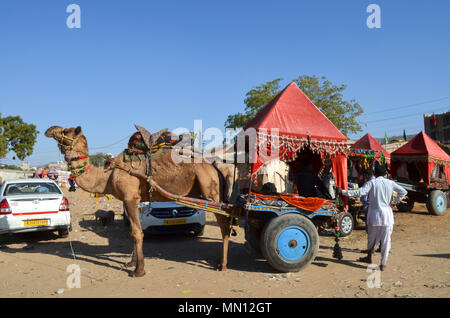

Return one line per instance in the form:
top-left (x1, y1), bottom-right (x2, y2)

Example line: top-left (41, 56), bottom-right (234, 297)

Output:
top-left (0, 179), bottom-right (71, 237)
top-left (124, 201), bottom-right (205, 236)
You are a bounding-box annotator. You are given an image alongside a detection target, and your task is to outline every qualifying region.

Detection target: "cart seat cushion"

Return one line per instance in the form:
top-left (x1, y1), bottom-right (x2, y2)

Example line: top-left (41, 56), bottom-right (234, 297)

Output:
top-left (280, 195), bottom-right (330, 212)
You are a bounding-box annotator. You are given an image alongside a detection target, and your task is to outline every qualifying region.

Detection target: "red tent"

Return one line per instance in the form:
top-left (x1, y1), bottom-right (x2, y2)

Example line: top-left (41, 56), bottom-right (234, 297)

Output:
top-left (350, 133), bottom-right (390, 160)
top-left (237, 81), bottom-right (348, 193)
top-left (348, 133), bottom-right (391, 180)
top-left (391, 131), bottom-right (450, 186)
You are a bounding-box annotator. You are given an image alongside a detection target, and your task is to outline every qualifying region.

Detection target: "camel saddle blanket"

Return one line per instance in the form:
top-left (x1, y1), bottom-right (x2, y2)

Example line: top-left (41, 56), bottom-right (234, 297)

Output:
top-left (125, 131), bottom-right (179, 156)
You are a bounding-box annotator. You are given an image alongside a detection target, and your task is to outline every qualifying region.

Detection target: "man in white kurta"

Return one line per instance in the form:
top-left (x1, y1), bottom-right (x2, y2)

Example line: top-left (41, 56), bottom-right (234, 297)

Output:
top-left (338, 166), bottom-right (407, 270)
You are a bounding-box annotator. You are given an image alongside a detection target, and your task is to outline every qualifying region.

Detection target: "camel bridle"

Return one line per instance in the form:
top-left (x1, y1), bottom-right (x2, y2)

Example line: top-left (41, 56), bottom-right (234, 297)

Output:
top-left (58, 132), bottom-right (79, 151)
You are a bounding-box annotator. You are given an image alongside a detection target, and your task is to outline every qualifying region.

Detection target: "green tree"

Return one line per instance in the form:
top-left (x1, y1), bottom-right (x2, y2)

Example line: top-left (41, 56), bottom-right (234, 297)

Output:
top-left (0, 114), bottom-right (39, 160)
top-left (225, 76), bottom-right (364, 136)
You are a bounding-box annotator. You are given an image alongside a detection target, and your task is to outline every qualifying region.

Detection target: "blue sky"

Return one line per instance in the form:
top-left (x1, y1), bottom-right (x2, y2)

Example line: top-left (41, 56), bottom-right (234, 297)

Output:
top-left (0, 0), bottom-right (449, 166)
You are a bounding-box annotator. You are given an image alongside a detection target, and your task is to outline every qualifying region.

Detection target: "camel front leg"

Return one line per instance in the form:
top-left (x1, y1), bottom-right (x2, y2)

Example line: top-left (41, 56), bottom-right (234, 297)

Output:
top-left (214, 214), bottom-right (231, 271)
top-left (123, 199), bottom-right (146, 277)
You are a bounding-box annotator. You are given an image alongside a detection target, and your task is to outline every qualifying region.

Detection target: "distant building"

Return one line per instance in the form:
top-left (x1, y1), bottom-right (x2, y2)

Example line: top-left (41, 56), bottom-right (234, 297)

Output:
top-left (21, 162), bottom-right (30, 170)
top-left (424, 111), bottom-right (450, 144)
top-left (48, 161), bottom-right (68, 171)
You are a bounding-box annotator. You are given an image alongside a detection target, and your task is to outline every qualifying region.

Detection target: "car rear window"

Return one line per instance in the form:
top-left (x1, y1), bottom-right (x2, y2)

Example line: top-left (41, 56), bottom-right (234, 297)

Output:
top-left (4, 182), bottom-right (62, 196)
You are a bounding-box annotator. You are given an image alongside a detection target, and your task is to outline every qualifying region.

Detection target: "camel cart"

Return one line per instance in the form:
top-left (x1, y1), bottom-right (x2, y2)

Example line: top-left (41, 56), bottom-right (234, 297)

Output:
top-left (390, 132), bottom-right (450, 216)
top-left (394, 181), bottom-right (448, 215)
top-left (116, 125), bottom-right (347, 273)
top-left (239, 193), bottom-right (343, 272)
top-left (150, 180), bottom-right (344, 273)
top-left (143, 138), bottom-right (349, 271)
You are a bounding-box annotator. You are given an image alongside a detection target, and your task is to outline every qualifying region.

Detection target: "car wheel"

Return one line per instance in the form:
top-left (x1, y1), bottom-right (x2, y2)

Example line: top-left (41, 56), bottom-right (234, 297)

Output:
top-left (338, 212), bottom-right (354, 237)
top-left (193, 226), bottom-right (205, 237)
top-left (58, 228), bottom-right (69, 238)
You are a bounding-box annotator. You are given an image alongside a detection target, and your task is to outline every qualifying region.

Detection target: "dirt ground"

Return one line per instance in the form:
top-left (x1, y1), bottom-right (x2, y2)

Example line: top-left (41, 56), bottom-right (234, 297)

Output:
top-left (0, 187), bottom-right (448, 299)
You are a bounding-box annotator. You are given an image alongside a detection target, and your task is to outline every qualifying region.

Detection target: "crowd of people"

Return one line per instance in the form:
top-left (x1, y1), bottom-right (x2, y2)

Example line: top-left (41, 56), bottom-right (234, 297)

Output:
top-left (32, 168), bottom-right (75, 191)
top-left (33, 168), bottom-right (59, 180)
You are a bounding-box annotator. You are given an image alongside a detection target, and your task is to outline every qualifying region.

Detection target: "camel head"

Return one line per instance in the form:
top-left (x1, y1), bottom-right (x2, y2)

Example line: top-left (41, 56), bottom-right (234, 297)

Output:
top-left (45, 125), bottom-right (89, 161)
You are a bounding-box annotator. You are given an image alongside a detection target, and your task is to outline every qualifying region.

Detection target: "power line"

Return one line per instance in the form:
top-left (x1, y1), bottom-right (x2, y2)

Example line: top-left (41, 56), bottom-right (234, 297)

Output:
top-left (90, 135), bottom-right (131, 150)
top-left (361, 96), bottom-right (450, 116)
top-left (363, 105), bottom-right (449, 124)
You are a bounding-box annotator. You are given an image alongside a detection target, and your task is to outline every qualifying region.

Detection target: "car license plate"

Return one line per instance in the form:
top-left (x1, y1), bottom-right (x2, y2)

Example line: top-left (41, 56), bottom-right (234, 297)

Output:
top-left (164, 219), bottom-right (186, 226)
top-left (24, 219), bottom-right (49, 227)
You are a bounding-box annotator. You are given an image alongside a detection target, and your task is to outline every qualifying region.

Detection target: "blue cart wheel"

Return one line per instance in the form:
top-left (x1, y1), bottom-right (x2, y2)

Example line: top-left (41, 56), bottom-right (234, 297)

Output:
top-left (261, 214), bottom-right (319, 272)
top-left (276, 226), bottom-right (310, 262)
top-left (427, 190), bottom-right (447, 216)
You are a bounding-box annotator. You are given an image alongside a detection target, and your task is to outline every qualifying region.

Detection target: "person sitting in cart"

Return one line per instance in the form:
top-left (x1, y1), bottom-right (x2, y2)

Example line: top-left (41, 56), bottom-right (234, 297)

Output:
top-left (320, 164), bottom-right (336, 199)
top-left (296, 158), bottom-right (332, 199)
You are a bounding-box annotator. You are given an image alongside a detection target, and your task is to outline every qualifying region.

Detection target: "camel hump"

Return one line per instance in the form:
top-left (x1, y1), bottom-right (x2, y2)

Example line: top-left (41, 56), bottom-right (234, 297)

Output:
top-left (135, 125), bottom-right (169, 149)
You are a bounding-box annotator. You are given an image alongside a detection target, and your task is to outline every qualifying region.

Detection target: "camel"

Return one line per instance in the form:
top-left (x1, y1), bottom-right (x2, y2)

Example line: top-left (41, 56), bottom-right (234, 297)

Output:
top-left (45, 125), bottom-right (238, 277)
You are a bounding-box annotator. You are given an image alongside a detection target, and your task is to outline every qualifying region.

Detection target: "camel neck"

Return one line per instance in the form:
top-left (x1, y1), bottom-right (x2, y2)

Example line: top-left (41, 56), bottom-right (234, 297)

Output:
top-left (68, 155), bottom-right (91, 179)
top-left (68, 156), bottom-right (111, 194)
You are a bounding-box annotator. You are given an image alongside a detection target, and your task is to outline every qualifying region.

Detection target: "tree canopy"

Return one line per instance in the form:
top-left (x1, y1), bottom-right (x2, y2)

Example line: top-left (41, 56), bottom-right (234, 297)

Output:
top-left (225, 75), bottom-right (364, 137)
top-left (0, 114), bottom-right (39, 160)
top-left (89, 152), bottom-right (113, 167)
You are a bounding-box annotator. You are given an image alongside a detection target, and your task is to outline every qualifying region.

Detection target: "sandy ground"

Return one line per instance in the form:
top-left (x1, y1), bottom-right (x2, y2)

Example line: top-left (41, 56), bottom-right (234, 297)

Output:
top-left (0, 187), bottom-right (448, 299)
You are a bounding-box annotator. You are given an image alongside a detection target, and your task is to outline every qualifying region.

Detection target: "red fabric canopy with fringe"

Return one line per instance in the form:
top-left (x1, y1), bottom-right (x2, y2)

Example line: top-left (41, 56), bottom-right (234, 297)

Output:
top-left (238, 82), bottom-right (348, 193)
top-left (350, 133), bottom-right (391, 160)
top-left (391, 131), bottom-right (450, 185)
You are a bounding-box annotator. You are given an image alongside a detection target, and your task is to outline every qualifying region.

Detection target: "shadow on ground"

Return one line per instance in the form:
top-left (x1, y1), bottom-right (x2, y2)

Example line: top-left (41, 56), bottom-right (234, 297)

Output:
top-left (0, 213), bottom-right (373, 276)
top-left (0, 216), bottom-right (275, 275)
top-left (415, 253), bottom-right (450, 259)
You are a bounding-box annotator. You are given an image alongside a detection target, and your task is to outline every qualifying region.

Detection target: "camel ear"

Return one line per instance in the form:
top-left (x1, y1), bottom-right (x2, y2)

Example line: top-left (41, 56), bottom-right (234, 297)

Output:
top-left (75, 126), bottom-right (82, 135)
top-left (45, 126), bottom-right (63, 138)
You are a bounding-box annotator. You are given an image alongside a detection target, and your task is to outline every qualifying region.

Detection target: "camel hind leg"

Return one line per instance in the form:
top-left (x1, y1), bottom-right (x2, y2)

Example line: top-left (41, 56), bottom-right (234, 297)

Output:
top-left (194, 164), bottom-right (232, 271)
top-left (214, 214), bottom-right (232, 271)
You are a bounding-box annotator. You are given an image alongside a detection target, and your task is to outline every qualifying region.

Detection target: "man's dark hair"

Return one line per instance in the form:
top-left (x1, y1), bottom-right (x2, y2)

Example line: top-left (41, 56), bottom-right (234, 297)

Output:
top-left (261, 182), bottom-right (277, 195)
top-left (375, 165), bottom-right (386, 177)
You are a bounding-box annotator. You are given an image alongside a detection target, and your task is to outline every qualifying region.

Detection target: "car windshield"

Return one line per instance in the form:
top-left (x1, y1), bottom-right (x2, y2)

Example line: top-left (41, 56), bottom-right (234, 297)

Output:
top-left (4, 182), bottom-right (62, 196)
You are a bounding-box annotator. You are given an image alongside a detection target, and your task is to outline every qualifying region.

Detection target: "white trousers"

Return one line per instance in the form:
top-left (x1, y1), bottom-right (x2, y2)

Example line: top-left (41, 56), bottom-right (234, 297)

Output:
top-left (367, 225), bottom-right (393, 266)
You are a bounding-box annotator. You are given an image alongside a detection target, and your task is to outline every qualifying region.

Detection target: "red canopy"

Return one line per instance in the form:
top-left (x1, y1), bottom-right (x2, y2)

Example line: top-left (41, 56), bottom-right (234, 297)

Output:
top-left (391, 131), bottom-right (450, 185)
top-left (244, 82), bottom-right (348, 142)
top-left (348, 133), bottom-right (390, 181)
top-left (238, 81), bottom-right (348, 192)
top-left (350, 133), bottom-right (391, 160)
